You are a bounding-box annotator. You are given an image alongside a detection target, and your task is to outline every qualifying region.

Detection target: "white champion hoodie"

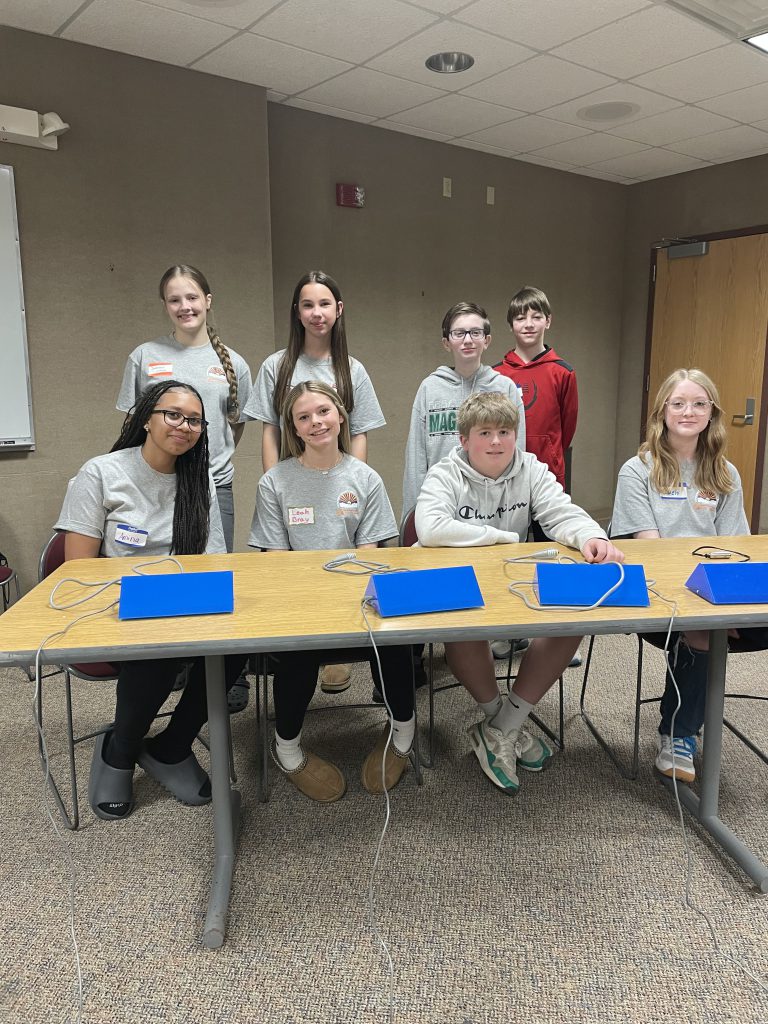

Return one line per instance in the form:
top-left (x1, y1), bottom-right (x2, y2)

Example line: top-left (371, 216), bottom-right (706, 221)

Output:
top-left (415, 446), bottom-right (606, 551)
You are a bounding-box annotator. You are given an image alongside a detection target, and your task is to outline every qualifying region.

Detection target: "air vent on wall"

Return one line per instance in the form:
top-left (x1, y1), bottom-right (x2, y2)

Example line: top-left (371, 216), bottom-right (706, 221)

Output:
top-left (668, 0), bottom-right (768, 37)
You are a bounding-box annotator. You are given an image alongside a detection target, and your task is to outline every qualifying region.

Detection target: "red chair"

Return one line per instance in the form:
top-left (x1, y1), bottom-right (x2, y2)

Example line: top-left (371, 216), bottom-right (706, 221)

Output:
top-left (0, 550), bottom-right (21, 612)
top-left (36, 532), bottom-right (119, 830)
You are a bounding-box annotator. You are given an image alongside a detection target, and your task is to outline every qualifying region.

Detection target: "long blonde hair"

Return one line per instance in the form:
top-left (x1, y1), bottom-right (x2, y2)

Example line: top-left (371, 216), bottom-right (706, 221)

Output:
top-left (280, 380), bottom-right (352, 460)
top-left (639, 368), bottom-right (734, 495)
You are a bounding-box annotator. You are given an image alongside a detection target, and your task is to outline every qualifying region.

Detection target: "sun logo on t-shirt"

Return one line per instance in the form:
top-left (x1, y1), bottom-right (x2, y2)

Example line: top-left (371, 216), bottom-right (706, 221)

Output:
top-left (337, 491), bottom-right (359, 512)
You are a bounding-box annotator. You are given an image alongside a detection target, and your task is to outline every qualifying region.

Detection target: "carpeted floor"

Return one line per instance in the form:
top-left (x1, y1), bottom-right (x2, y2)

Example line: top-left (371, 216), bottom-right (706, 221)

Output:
top-left (2, 637), bottom-right (768, 1024)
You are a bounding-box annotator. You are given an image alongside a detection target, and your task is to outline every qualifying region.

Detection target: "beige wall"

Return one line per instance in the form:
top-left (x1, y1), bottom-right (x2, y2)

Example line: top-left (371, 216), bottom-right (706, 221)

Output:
top-left (268, 104), bottom-right (628, 524)
top-left (0, 28), bottom-right (273, 587)
top-left (617, 155), bottom-right (768, 487)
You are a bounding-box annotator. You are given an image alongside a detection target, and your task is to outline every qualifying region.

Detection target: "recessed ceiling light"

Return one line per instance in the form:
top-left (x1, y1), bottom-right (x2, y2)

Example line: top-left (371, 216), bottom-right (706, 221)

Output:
top-left (577, 101), bottom-right (641, 122)
top-left (425, 51), bottom-right (475, 74)
top-left (744, 30), bottom-right (768, 52)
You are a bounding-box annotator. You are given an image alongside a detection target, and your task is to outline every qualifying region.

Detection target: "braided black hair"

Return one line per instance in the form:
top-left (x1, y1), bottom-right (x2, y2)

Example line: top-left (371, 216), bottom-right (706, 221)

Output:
top-left (112, 380), bottom-right (211, 555)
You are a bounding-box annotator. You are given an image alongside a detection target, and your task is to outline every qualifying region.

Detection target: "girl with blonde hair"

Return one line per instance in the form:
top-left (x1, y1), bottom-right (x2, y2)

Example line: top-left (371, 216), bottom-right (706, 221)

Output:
top-left (612, 367), bottom-right (766, 782)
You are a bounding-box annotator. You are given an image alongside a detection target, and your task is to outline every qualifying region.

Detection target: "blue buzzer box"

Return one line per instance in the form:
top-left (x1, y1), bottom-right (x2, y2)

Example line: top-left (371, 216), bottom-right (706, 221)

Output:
top-left (118, 570), bottom-right (234, 620)
top-left (685, 562), bottom-right (768, 605)
top-left (364, 565), bottom-right (484, 617)
top-left (533, 562), bottom-right (650, 607)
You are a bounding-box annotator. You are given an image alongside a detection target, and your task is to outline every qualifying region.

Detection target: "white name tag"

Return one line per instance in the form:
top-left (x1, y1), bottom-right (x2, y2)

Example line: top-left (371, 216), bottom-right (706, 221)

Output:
top-left (288, 506), bottom-right (314, 526)
top-left (147, 361), bottom-right (173, 377)
top-left (115, 523), bottom-right (148, 547)
top-left (661, 487), bottom-right (687, 500)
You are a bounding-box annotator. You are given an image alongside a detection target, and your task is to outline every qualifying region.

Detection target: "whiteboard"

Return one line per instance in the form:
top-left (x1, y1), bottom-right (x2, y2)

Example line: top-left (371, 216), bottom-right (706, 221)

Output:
top-left (0, 164), bottom-right (34, 450)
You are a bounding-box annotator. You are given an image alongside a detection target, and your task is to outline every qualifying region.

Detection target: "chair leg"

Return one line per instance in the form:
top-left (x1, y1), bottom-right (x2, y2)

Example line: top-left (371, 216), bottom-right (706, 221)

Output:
top-left (579, 634), bottom-right (642, 780)
top-left (258, 658), bottom-right (270, 803)
top-left (37, 667), bottom-right (80, 830)
top-left (422, 643), bottom-right (436, 769)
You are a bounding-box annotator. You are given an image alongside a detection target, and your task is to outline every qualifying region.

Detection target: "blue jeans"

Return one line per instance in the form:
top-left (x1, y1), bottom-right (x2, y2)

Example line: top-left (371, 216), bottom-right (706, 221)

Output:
top-left (215, 482), bottom-right (234, 553)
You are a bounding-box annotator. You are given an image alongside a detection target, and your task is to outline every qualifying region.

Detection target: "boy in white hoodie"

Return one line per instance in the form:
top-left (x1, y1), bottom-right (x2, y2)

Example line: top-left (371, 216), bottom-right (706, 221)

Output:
top-left (416, 393), bottom-right (624, 794)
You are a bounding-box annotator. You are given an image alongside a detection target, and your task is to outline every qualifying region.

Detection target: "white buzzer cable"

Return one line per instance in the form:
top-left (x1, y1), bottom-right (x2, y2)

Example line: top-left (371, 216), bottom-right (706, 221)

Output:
top-left (31, 555), bottom-right (185, 1023)
top-left (653, 584), bottom-right (768, 994)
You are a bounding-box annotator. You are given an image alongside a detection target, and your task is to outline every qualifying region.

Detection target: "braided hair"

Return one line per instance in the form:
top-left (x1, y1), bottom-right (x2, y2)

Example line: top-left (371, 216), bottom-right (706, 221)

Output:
top-left (159, 264), bottom-right (240, 424)
top-left (273, 271), bottom-right (354, 420)
top-left (112, 380), bottom-right (211, 555)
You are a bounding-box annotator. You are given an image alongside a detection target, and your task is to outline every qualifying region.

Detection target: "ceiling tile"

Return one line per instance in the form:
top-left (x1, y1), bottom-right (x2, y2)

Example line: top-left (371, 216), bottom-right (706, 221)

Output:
top-left (376, 121), bottom-right (453, 142)
top-left (60, 0), bottom-right (236, 65)
top-left (193, 32), bottom-right (352, 92)
top-left (284, 99), bottom-right (376, 124)
top-left (391, 93), bottom-right (523, 133)
top-left (296, 68), bottom-right (445, 118)
top-left (667, 124), bottom-right (768, 160)
top-left (401, 0), bottom-right (476, 11)
top-left (588, 148), bottom-right (711, 178)
top-left (0, 0), bottom-right (85, 33)
top-left (607, 105), bottom-right (738, 145)
top-left (367, 22), bottom-right (534, 92)
top-left (251, 0), bottom-right (437, 63)
top-left (529, 132), bottom-right (649, 166)
top-left (453, 0), bottom-right (650, 51)
top-left (631, 43), bottom-right (768, 102)
top-left (141, 0), bottom-right (277, 29)
top-left (510, 152), bottom-right (582, 172)
top-left (696, 81), bottom-right (768, 122)
top-left (754, 118), bottom-right (768, 133)
top-left (573, 166), bottom-right (636, 183)
top-left (466, 115), bottom-right (588, 153)
top-left (551, 5), bottom-right (726, 79)
top-left (462, 56), bottom-right (615, 113)
top-left (541, 83), bottom-right (680, 128)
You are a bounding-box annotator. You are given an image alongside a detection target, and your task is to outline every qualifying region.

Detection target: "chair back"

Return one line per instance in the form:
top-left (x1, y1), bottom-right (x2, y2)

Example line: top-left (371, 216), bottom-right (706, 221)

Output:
top-left (40, 531), bottom-right (67, 582)
top-left (38, 531), bottom-right (117, 679)
top-left (400, 507), bottom-right (418, 547)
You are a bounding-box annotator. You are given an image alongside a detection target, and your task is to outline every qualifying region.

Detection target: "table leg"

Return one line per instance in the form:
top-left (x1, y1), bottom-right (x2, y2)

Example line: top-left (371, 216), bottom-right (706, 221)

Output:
top-left (202, 654), bottom-right (241, 948)
top-left (660, 629), bottom-right (768, 892)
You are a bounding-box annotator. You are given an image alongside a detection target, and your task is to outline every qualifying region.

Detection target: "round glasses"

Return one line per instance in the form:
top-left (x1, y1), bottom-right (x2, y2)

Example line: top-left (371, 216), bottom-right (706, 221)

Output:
top-left (665, 399), bottom-right (712, 415)
top-left (150, 408), bottom-right (207, 432)
top-left (448, 328), bottom-right (486, 341)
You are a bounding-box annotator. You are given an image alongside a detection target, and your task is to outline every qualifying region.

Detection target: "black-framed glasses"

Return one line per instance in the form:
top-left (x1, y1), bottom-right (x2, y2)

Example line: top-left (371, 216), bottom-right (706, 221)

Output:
top-left (150, 409), bottom-right (208, 432)
top-left (448, 328), bottom-right (487, 341)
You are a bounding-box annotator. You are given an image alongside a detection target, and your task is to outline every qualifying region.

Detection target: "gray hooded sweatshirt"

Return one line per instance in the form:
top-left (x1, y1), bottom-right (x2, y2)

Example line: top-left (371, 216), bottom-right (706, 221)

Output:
top-left (402, 365), bottom-right (526, 517)
top-left (416, 446), bottom-right (606, 551)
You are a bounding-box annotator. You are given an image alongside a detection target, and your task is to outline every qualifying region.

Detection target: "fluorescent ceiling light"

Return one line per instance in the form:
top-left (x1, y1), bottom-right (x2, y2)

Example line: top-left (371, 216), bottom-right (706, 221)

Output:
top-left (744, 30), bottom-right (768, 52)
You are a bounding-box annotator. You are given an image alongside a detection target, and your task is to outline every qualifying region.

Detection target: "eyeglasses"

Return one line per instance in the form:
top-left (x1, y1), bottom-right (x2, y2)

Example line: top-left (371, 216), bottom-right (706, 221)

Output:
top-left (665, 399), bottom-right (713, 415)
top-left (448, 328), bottom-right (487, 341)
top-left (150, 409), bottom-right (208, 432)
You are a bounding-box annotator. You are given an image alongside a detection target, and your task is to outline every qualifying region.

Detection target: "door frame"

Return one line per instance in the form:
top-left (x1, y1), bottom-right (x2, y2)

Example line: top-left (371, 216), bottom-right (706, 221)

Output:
top-left (642, 223), bottom-right (768, 530)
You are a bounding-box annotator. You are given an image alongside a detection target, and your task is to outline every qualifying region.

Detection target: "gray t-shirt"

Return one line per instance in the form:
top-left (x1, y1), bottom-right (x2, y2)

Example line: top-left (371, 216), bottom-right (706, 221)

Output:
top-left (611, 454), bottom-right (749, 538)
top-left (249, 453), bottom-right (397, 550)
top-left (55, 446), bottom-right (226, 557)
top-left (117, 336), bottom-right (253, 487)
top-left (243, 350), bottom-right (385, 436)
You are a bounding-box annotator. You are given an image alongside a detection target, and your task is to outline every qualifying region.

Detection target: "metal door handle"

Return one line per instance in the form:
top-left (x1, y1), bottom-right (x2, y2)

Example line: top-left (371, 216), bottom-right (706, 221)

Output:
top-left (732, 397), bottom-right (755, 425)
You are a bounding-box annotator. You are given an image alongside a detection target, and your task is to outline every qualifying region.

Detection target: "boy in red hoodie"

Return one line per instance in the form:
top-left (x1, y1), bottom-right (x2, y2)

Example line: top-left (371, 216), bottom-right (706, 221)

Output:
top-left (494, 286), bottom-right (578, 538)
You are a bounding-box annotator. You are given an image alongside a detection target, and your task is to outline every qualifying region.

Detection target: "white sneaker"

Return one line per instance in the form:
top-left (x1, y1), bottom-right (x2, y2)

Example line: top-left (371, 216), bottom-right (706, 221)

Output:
top-left (655, 734), bottom-right (696, 783)
top-left (468, 720), bottom-right (521, 793)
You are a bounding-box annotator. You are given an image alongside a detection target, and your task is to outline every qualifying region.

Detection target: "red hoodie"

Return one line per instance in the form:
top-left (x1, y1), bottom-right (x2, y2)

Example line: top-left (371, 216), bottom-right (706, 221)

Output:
top-left (494, 345), bottom-right (578, 489)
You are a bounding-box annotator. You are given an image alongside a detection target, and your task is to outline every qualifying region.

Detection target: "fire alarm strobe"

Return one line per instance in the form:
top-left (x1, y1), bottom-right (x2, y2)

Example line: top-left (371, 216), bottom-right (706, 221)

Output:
top-left (336, 183), bottom-right (365, 208)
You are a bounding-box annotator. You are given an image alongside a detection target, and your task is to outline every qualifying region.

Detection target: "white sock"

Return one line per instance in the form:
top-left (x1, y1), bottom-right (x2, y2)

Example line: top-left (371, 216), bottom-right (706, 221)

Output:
top-left (275, 730), bottom-right (304, 771)
top-left (391, 714), bottom-right (415, 755)
top-left (492, 692), bottom-right (535, 736)
top-left (479, 694), bottom-right (503, 720)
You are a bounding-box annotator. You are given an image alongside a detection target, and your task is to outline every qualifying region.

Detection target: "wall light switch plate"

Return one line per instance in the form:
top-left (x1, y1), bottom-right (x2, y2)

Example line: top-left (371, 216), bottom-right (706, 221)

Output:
top-left (486, 185), bottom-right (495, 205)
top-left (442, 176), bottom-right (452, 198)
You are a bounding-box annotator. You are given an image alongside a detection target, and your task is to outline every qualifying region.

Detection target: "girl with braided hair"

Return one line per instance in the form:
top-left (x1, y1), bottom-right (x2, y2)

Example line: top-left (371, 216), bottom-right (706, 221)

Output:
top-left (56, 381), bottom-right (247, 821)
top-left (117, 264), bottom-right (253, 710)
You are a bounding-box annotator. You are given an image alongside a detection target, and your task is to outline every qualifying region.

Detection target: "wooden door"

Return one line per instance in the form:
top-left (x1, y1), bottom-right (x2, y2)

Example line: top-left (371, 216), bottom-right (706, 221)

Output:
top-left (647, 234), bottom-right (768, 528)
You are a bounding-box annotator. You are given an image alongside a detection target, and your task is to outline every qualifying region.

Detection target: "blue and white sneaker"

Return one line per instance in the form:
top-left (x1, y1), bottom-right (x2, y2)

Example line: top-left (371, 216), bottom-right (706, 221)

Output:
top-left (655, 734), bottom-right (696, 783)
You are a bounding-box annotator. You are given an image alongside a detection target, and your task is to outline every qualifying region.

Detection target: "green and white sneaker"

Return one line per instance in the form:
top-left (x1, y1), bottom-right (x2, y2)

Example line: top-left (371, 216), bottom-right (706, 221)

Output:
top-left (516, 727), bottom-right (552, 772)
top-left (468, 721), bottom-right (521, 794)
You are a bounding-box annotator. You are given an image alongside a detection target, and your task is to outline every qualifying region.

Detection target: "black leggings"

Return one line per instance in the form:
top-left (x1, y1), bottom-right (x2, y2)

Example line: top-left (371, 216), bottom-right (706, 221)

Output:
top-left (271, 645), bottom-right (414, 741)
top-left (109, 654), bottom-right (248, 767)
